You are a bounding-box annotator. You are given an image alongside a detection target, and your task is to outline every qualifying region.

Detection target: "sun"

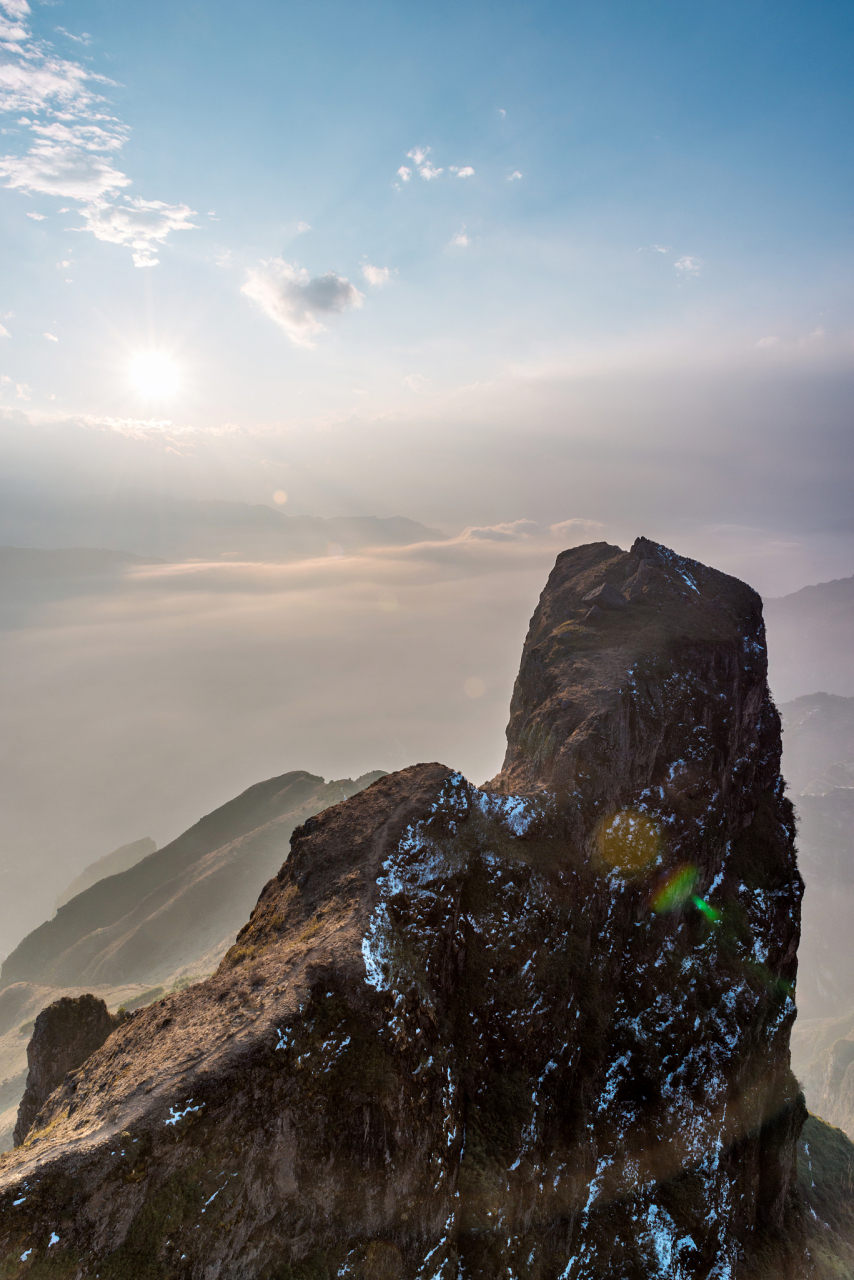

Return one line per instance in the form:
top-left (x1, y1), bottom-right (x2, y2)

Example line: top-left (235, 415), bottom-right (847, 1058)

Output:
top-left (128, 352), bottom-right (182, 399)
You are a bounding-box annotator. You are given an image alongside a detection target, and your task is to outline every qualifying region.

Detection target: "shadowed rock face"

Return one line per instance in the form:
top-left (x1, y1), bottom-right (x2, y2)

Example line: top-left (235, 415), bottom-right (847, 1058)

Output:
top-left (13, 995), bottom-right (119, 1148)
top-left (0, 540), bottom-right (806, 1279)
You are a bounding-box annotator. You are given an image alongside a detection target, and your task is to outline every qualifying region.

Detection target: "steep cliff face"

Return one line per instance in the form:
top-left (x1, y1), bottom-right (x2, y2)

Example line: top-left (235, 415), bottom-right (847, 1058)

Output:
top-left (0, 540), bottom-right (805, 1280)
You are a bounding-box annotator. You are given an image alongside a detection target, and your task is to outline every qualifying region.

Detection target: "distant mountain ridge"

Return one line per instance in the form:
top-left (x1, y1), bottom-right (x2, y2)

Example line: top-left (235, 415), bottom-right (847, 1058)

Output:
top-left (1, 768), bottom-right (386, 991)
top-left (782, 692), bottom-right (854, 1151)
top-left (765, 573), bottom-right (854, 702)
top-left (54, 837), bottom-right (157, 911)
top-left (0, 490), bottom-right (445, 563)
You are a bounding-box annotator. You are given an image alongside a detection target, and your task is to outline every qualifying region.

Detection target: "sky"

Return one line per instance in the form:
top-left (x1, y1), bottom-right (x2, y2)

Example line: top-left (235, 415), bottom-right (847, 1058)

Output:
top-left (0, 0), bottom-right (853, 953)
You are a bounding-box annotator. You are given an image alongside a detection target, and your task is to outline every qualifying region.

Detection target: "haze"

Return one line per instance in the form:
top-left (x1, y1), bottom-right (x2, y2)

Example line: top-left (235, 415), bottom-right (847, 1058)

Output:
top-left (0, 0), bottom-right (852, 957)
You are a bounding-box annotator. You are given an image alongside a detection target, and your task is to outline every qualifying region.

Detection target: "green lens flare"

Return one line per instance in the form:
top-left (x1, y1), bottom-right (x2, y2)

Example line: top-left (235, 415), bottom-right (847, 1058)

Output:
top-left (651, 865), bottom-right (698, 913)
top-left (692, 895), bottom-right (721, 923)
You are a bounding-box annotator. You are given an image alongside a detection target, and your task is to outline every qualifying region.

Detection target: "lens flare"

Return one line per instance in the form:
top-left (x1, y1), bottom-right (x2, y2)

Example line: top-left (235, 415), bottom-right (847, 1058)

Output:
top-left (651, 864), bottom-right (698, 913)
top-left (692, 895), bottom-right (721, 923)
top-left (595, 809), bottom-right (662, 877)
top-left (128, 352), bottom-right (181, 399)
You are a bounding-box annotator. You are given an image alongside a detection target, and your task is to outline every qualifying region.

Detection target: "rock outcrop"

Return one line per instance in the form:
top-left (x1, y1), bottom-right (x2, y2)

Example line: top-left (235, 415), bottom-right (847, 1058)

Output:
top-left (0, 539), bottom-right (806, 1279)
top-left (13, 996), bottom-right (120, 1148)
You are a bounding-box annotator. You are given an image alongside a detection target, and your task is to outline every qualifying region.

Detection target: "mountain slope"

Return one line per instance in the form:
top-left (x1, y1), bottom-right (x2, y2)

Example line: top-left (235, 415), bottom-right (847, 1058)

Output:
top-left (765, 576), bottom-right (854, 703)
top-left (1, 770), bottom-right (385, 991)
top-left (780, 695), bottom-right (854, 1024)
top-left (798, 1114), bottom-right (854, 1279)
top-left (54, 838), bottom-right (157, 911)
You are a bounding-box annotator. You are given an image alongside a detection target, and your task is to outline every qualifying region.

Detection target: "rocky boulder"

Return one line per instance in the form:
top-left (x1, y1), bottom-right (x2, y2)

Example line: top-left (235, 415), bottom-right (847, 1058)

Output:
top-left (13, 995), bottom-right (120, 1148)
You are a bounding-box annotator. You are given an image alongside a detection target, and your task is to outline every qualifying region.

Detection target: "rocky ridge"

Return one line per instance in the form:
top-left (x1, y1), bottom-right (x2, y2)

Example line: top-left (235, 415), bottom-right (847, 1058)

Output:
top-left (0, 538), bottom-right (807, 1278)
top-left (0, 771), bottom-right (385, 1155)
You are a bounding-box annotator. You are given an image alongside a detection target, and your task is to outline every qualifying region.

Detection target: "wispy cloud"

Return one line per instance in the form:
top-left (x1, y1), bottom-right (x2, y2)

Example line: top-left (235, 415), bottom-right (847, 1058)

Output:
top-left (675, 255), bottom-right (702, 276)
top-left (361, 261), bottom-right (392, 286)
top-left (460, 518), bottom-right (603, 543)
top-left (43, 331), bottom-right (57, 341)
top-left (507, 170), bottom-right (522, 181)
top-left (79, 197), bottom-right (197, 267)
top-left (405, 146), bottom-right (443, 179)
top-left (0, 323), bottom-right (9, 338)
top-left (450, 226), bottom-right (469, 247)
top-left (461, 518), bottom-right (542, 541)
top-left (55, 26), bottom-right (91, 45)
top-left (0, 142), bottom-right (130, 200)
top-left (450, 166), bottom-right (474, 178)
top-left (0, 3), bottom-right (197, 264)
top-left (0, 8), bottom-right (28, 44)
top-left (395, 165), bottom-right (411, 183)
top-left (242, 258), bottom-right (363, 347)
top-left (1, 0), bottom-right (30, 19)
top-left (296, 220), bottom-right (311, 233)
top-left (25, 209), bottom-right (45, 219)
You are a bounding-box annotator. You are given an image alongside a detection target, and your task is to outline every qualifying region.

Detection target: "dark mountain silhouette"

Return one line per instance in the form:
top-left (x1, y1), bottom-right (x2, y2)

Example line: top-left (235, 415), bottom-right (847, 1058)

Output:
top-left (0, 539), bottom-right (818, 1277)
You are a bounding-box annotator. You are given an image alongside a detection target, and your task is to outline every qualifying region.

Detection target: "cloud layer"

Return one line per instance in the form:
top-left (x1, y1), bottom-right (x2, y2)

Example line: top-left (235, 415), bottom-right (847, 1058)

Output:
top-left (242, 258), bottom-right (364, 345)
top-left (0, 0), bottom-right (195, 264)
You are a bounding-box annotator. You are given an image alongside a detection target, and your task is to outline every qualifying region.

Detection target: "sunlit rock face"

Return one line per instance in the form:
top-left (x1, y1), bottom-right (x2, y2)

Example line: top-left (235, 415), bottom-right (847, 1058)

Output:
top-left (0, 540), bottom-right (805, 1279)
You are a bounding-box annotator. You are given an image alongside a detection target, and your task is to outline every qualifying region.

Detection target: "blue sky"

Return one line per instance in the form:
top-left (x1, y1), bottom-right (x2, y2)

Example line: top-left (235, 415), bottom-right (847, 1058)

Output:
top-left (0, 0), bottom-right (852, 564)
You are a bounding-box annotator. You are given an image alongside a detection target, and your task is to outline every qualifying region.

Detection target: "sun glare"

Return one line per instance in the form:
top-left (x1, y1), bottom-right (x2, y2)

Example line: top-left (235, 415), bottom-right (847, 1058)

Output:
top-left (128, 352), bottom-right (182, 399)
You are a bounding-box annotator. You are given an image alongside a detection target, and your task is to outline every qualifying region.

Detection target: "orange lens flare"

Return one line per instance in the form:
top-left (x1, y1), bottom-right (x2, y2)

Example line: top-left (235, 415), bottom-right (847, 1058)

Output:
top-left (594, 809), bottom-right (662, 877)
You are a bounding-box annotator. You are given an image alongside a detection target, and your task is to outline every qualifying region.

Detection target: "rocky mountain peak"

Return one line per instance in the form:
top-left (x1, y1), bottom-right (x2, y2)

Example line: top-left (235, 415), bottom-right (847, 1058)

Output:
top-left (0, 540), bottom-right (807, 1279)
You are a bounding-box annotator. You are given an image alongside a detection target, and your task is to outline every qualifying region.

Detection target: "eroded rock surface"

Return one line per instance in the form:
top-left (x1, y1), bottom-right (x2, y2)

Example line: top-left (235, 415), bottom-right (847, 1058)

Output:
top-left (0, 539), bottom-right (806, 1279)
